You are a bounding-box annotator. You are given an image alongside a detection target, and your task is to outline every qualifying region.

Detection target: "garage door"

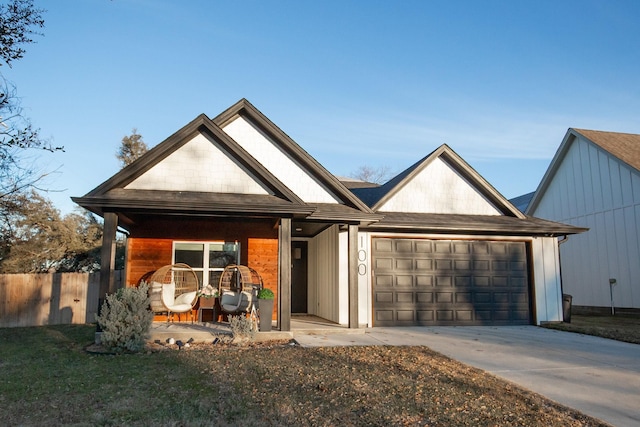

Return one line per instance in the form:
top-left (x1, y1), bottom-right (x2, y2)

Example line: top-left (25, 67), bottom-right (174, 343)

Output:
top-left (372, 238), bottom-right (530, 326)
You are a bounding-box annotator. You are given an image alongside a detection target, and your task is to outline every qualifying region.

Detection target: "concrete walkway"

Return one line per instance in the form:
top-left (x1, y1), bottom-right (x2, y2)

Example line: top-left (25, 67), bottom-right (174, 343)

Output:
top-left (295, 326), bottom-right (640, 427)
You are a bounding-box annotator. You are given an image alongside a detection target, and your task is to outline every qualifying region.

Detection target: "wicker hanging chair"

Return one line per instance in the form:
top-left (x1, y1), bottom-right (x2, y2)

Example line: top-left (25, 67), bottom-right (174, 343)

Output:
top-left (148, 263), bottom-right (199, 315)
top-left (218, 265), bottom-right (263, 315)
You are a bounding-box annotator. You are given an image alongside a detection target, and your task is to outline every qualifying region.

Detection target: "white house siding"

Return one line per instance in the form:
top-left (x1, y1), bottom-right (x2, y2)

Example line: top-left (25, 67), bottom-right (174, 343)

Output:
top-left (222, 116), bottom-right (340, 204)
top-left (356, 232), bottom-right (372, 327)
top-left (532, 137), bottom-right (640, 309)
top-left (531, 237), bottom-right (563, 323)
top-left (125, 133), bottom-right (269, 194)
top-left (378, 157), bottom-right (502, 215)
top-left (307, 226), bottom-right (341, 324)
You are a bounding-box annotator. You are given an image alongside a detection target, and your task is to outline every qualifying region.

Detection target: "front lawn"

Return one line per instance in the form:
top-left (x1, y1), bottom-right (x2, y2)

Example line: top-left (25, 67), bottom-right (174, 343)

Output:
top-left (0, 324), bottom-right (605, 426)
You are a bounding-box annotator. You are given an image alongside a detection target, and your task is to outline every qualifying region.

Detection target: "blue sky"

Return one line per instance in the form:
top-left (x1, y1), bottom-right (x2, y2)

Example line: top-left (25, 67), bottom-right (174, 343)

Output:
top-left (9, 0), bottom-right (640, 215)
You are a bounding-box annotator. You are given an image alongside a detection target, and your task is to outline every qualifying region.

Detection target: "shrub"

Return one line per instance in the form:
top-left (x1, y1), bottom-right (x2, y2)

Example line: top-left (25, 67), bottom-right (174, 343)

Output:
top-left (95, 281), bottom-right (154, 353)
top-left (257, 288), bottom-right (274, 300)
top-left (229, 314), bottom-right (257, 341)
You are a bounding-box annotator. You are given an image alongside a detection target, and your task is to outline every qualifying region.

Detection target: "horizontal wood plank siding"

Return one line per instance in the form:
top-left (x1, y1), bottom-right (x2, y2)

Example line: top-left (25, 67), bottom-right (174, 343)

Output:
top-left (248, 238), bottom-right (278, 320)
top-left (126, 238), bottom-right (173, 285)
top-left (125, 217), bottom-right (279, 287)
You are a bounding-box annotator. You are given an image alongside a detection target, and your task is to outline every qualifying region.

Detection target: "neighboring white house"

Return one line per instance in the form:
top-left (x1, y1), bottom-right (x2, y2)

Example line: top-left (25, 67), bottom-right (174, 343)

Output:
top-left (527, 128), bottom-right (640, 313)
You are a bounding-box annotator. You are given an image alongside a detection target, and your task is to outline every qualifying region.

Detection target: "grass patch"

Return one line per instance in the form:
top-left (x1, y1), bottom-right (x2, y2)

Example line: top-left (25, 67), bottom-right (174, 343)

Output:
top-left (0, 324), bottom-right (607, 426)
top-left (543, 314), bottom-right (640, 344)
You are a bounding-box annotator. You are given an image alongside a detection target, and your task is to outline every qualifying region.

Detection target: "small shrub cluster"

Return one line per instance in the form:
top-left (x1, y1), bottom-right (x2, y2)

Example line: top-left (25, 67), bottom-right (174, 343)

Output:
top-left (95, 281), bottom-right (154, 353)
top-left (229, 314), bottom-right (257, 341)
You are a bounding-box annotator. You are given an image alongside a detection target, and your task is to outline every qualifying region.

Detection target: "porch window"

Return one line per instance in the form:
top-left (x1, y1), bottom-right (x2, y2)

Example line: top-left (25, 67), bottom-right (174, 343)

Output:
top-left (173, 241), bottom-right (240, 287)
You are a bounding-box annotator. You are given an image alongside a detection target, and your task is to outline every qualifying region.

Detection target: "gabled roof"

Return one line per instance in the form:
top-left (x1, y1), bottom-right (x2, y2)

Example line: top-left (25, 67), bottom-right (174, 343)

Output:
top-left (510, 191), bottom-right (535, 213)
top-left (527, 128), bottom-right (640, 214)
top-left (73, 101), bottom-right (379, 228)
top-left (79, 113), bottom-right (303, 204)
top-left (353, 144), bottom-right (525, 218)
top-left (212, 98), bottom-right (373, 214)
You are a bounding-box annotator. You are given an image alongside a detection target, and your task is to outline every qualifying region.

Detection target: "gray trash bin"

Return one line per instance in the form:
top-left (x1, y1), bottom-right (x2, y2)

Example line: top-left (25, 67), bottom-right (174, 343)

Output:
top-left (562, 294), bottom-right (572, 323)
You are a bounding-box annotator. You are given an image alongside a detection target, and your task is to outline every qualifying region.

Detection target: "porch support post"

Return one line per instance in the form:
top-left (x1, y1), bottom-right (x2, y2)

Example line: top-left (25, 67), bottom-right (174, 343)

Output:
top-left (278, 217), bottom-right (292, 331)
top-left (99, 212), bottom-right (118, 299)
top-left (348, 224), bottom-right (360, 328)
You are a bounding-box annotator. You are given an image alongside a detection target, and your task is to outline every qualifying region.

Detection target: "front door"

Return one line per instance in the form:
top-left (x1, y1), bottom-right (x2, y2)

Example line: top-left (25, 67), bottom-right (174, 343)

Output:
top-left (291, 241), bottom-right (308, 313)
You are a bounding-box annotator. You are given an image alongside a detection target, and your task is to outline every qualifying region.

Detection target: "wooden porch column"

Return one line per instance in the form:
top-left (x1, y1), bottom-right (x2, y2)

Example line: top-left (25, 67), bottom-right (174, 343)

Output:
top-left (348, 224), bottom-right (360, 328)
top-left (278, 218), bottom-right (292, 331)
top-left (99, 212), bottom-right (119, 299)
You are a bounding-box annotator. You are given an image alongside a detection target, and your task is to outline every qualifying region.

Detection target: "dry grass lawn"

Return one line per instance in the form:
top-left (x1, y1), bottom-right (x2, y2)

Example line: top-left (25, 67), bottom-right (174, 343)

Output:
top-left (0, 324), bottom-right (608, 426)
top-left (543, 314), bottom-right (640, 344)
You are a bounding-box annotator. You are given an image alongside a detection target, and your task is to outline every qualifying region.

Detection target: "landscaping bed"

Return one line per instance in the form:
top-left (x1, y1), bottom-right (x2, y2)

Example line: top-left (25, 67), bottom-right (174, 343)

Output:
top-left (0, 325), bottom-right (607, 426)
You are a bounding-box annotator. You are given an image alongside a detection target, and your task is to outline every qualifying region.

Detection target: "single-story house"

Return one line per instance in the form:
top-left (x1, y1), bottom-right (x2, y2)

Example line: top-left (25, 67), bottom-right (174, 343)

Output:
top-left (73, 99), bottom-right (584, 330)
top-left (527, 128), bottom-right (640, 314)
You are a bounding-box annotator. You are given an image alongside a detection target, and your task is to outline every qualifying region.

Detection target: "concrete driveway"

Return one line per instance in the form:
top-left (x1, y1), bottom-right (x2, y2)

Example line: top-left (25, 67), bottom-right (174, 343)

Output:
top-left (294, 326), bottom-right (640, 427)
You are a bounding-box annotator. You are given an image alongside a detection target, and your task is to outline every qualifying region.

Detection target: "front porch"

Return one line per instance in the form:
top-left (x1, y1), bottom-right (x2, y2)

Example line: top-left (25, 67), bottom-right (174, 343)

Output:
top-left (149, 314), bottom-right (364, 344)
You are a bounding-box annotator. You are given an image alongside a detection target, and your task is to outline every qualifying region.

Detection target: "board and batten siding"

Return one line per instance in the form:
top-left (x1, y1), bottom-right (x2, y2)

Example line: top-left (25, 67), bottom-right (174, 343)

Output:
top-left (307, 225), bottom-right (341, 324)
top-left (531, 237), bottom-right (563, 323)
top-left (532, 136), bottom-right (640, 309)
top-left (221, 116), bottom-right (340, 204)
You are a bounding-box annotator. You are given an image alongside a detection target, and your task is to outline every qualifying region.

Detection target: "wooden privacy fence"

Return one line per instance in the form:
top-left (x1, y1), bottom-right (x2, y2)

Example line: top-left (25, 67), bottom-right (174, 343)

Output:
top-left (0, 271), bottom-right (123, 328)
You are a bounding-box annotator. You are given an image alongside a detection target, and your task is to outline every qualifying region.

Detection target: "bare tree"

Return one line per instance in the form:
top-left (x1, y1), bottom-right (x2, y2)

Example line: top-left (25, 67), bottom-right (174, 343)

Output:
top-left (116, 128), bottom-right (148, 168)
top-left (0, 0), bottom-right (45, 67)
top-left (350, 165), bottom-right (392, 184)
top-left (0, 0), bottom-right (62, 201)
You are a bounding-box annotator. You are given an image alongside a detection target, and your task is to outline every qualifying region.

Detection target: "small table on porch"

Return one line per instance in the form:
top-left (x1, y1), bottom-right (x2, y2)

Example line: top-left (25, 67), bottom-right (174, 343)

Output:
top-left (197, 297), bottom-right (220, 323)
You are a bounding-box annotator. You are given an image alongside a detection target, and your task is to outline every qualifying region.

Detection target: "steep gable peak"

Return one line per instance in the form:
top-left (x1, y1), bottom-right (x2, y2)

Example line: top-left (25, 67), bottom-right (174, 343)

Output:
top-left (362, 144), bottom-right (523, 217)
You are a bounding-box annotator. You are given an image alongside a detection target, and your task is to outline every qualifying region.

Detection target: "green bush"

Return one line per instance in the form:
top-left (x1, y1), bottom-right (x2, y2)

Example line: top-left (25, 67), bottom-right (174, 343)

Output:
top-left (95, 281), bottom-right (154, 353)
top-left (257, 287), bottom-right (274, 300)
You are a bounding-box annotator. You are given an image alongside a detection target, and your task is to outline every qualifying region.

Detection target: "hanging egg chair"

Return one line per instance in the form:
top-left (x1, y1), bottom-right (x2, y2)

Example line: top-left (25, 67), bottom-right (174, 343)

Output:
top-left (218, 265), bottom-right (263, 315)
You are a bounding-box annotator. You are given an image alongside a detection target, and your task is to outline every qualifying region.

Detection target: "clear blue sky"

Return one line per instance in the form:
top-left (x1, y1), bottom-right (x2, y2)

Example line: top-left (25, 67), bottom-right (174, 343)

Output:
top-left (9, 0), bottom-right (640, 215)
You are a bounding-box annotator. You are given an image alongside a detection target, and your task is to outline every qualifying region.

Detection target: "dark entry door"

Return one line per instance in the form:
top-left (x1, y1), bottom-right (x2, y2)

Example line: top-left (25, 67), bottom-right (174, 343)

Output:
top-left (291, 241), bottom-right (308, 313)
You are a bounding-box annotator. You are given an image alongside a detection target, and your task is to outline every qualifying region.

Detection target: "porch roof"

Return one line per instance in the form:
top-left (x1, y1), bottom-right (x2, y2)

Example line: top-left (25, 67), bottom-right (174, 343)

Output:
top-left (72, 189), bottom-right (381, 231)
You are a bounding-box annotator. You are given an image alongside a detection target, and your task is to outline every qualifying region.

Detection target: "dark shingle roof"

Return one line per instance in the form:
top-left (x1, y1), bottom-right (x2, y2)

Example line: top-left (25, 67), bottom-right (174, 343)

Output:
top-left (509, 192), bottom-right (535, 213)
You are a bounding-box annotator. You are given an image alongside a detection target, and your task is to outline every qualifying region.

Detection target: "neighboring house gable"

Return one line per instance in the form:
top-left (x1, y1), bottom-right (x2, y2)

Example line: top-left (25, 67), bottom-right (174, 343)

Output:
top-left (527, 128), bottom-right (640, 311)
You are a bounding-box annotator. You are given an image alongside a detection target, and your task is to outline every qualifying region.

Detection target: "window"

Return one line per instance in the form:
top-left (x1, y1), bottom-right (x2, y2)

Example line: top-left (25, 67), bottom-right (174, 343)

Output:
top-left (173, 241), bottom-right (240, 287)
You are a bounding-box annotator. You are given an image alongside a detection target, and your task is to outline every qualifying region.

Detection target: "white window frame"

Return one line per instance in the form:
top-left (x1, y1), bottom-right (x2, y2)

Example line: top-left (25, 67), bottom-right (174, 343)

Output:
top-left (172, 241), bottom-right (240, 287)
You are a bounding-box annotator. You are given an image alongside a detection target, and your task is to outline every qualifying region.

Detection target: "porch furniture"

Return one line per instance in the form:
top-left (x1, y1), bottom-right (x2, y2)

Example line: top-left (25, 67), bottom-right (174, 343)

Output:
top-left (218, 265), bottom-right (263, 316)
top-left (197, 296), bottom-right (220, 322)
top-left (148, 263), bottom-right (199, 320)
top-left (162, 282), bottom-right (197, 323)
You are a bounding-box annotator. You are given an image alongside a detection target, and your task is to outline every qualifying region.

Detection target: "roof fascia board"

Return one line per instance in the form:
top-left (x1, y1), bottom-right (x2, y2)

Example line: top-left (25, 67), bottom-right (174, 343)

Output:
top-left (526, 128), bottom-right (576, 214)
top-left (84, 114), bottom-right (209, 197)
top-left (439, 147), bottom-right (525, 218)
top-left (82, 112), bottom-right (305, 205)
top-left (372, 144), bottom-right (524, 218)
top-left (213, 99), bottom-right (374, 214)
